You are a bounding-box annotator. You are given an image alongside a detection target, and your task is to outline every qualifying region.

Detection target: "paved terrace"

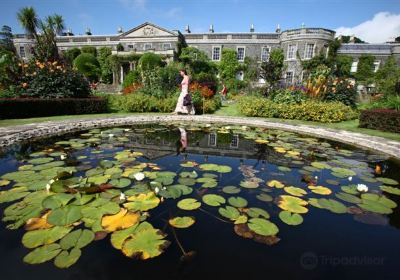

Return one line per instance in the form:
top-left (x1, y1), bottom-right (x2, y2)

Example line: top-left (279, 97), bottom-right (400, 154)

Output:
top-left (0, 115), bottom-right (399, 159)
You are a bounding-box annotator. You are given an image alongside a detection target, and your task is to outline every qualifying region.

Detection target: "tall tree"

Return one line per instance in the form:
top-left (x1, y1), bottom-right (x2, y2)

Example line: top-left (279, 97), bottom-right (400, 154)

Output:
top-left (17, 7), bottom-right (39, 39)
top-left (355, 54), bottom-right (375, 82)
top-left (0, 25), bottom-right (15, 52)
top-left (259, 48), bottom-right (286, 88)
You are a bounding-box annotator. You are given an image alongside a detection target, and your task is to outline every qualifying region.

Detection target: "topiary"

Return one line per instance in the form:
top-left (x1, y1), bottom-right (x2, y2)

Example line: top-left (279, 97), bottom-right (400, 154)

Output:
top-left (73, 53), bottom-right (100, 82)
top-left (138, 53), bottom-right (163, 72)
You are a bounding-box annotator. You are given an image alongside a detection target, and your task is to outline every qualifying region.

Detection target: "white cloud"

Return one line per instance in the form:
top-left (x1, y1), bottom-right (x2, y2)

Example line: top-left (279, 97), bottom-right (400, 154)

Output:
top-left (119, 0), bottom-right (147, 10)
top-left (335, 12), bottom-right (400, 43)
top-left (165, 7), bottom-right (182, 18)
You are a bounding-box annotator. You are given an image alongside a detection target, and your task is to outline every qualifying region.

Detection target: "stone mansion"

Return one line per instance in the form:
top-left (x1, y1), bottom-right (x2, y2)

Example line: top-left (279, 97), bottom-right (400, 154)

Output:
top-left (12, 22), bottom-right (400, 85)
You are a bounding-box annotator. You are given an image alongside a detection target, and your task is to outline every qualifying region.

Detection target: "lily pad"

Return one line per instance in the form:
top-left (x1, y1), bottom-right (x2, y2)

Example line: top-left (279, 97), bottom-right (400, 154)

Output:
top-left (168, 216), bottom-right (195, 228)
top-left (22, 226), bottom-right (72, 249)
top-left (180, 161), bottom-right (198, 168)
top-left (341, 185), bottom-right (358, 195)
top-left (202, 194), bottom-right (226, 207)
top-left (247, 208), bottom-right (270, 219)
top-left (110, 178), bottom-right (131, 189)
top-left (277, 195), bottom-right (308, 214)
top-left (284, 186), bottom-right (307, 197)
top-left (317, 198), bottom-right (347, 214)
top-left (124, 193), bottom-right (160, 212)
top-left (47, 205), bottom-right (83, 226)
top-left (177, 198), bottom-right (201, 210)
top-left (60, 229), bottom-right (95, 250)
top-left (247, 218), bottom-right (279, 236)
top-left (0, 186), bottom-right (30, 203)
top-left (357, 193), bottom-right (397, 214)
top-left (102, 208), bottom-right (140, 232)
top-left (380, 185), bottom-right (400, 195)
top-left (0, 179), bottom-right (10, 187)
top-left (222, 186), bottom-right (241, 194)
top-left (267, 180), bottom-right (285, 188)
top-left (279, 211), bottom-right (303, 226)
top-left (308, 186), bottom-right (332, 195)
top-left (335, 192), bottom-right (362, 204)
top-left (376, 177), bottom-right (399, 185)
top-left (28, 157), bottom-right (54, 165)
top-left (177, 177), bottom-right (196, 186)
top-left (331, 167), bottom-right (356, 177)
top-left (240, 180), bottom-right (259, 189)
top-left (201, 181), bottom-right (218, 188)
top-left (228, 196), bottom-right (248, 208)
top-left (179, 171), bottom-right (198, 179)
top-left (23, 244), bottom-right (62, 264)
top-left (256, 193), bottom-right (273, 202)
top-left (54, 248), bottom-right (81, 268)
top-left (311, 162), bottom-right (331, 169)
top-left (218, 206), bottom-right (240, 220)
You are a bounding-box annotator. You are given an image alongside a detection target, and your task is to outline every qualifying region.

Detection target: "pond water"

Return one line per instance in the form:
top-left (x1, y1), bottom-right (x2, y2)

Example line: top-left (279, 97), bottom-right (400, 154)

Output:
top-left (0, 123), bottom-right (399, 280)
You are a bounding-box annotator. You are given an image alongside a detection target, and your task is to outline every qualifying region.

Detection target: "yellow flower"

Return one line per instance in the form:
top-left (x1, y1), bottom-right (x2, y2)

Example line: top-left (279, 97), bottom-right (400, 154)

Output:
top-left (39, 64), bottom-right (45, 69)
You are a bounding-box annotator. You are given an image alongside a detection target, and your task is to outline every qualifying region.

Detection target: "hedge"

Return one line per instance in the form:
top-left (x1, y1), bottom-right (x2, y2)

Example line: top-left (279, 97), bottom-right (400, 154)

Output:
top-left (0, 98), bottom-right (107, 119)
top-left (359, 109), bottom-right (400, 133)
top-left (238, 96), bottom-right (358, 123)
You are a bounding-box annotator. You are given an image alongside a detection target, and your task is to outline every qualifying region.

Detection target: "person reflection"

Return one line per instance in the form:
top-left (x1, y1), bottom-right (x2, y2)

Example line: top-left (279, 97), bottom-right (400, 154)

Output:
top-left (176, 127), bottom-right (188, 156)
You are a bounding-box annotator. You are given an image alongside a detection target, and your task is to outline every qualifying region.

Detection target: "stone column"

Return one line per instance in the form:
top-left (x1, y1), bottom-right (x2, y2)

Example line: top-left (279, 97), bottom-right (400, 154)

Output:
top-left (129, 62), bottom-right (133, 71)
top-left (120, 65), bottom-right (124, 84)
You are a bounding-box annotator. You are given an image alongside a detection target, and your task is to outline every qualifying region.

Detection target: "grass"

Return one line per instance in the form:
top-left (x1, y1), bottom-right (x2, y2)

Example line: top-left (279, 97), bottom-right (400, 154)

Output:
top-left (1, 101), bottom-right (399, 142)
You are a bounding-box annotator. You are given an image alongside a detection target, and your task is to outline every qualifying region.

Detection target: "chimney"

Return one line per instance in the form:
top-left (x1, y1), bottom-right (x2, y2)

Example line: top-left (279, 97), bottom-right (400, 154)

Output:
top-left (117, 27), bottom-right (123, 34)
top-left (301, 22), bottom-right (305, 28)
top-left (209, 24), bottom-right (214, 33)
top-left (275, 24), bottom-right (281, 33)
top-left (250, 24), bottom-right (255, 33)
top-left (85, 27), bottom-right (92, 35)
top-left (185, 24), bottom-right (191, 33)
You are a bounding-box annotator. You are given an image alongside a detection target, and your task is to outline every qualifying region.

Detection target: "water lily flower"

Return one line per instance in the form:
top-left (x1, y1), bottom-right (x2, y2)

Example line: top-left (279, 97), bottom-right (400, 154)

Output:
top-left (348, 176), bottom-right (352, 181)
top-left (154, 187), bottom-right (160, 194)
top-left (357, 184), bottom-right (368, 192)
top-left (60, 154), bottom-right (67, 160)
top-left (108, 134), bottom-right (114, 138)
top-left (133, 172), bottom-right (145, 181)
top-left (119, 192), bottom-right (126, 201)
top-left (45, 184), bottom-right (51, 193)
top-left (314, 176), bottom-right (318, 180)
top-left (162, 187), bottom-right (166, 190)
top-left (49, 179), bottom-right (55, 185)
top-left (124, 129), bottom-right (131, 132)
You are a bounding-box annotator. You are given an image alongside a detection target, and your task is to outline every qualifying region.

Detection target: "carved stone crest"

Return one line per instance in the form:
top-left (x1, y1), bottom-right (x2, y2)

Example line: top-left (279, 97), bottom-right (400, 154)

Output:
top-left (143, 26), bottom-right (156, 36)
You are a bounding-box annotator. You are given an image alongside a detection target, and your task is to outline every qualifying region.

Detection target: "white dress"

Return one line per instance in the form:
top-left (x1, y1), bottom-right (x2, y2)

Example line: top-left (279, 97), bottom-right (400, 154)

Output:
top-left (174, 77), bottom-right (195, 114)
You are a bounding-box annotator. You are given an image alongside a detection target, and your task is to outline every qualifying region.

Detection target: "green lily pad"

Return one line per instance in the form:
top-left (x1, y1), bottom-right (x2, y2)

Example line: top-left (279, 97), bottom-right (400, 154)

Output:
top-left (335, 192), bottom-right (362, 204)
top-left (121, 222), bottom-right (170, 260)
top-left (202, 194), bottom-right (226, 207)
top-left (177, 177), bottom-right (196, 186)
top-left (256, 193), bottom-right (273, 202)
top-left (380, 185), bottom-right (400, 195)
top-left (247, 218), bottom-right (279, 236)
top-left (357, 193), bottom-right (397, 214)
top-left (218, 206), bottom-right (240, 220)
top-left (179, 171), bottom-right (198, 179)
top-left (0, 186), bottom-right (30, 203)
top-left (42, 193), bottom-right (75, 210)
top-left (240, 180), bottom-right (259, 189)
top-left (311, 162), bottom-right (332, 169)
top-left (22, 226), bottom-right (72, 249)
top-left (177, 198), bottom-right (201, 210)
top-left (376, 177), bottom-right (399, 185)
top-left (54, 248), bottom-right (81, 268)
top-left (88, 175), bottom-right (110, 185)
top-left (196, 177), bottom-right (216, 183)
top-left (267, 180), bottom-right (285, 188)
top-left (341, 185), bottom-right (358, 195)
top-left (222, 186), bottom-right (241, 194)
top-left (326, 179), bottom-right (340, 186)
top-left (201, 181), bottom-right (218, 188)
top-left (284, 186), bottom-right (307, 197)
top-left (277, 195), bottom-right (308, 214)
top-left (110, 178), bottom-right (131, 189)
top-left (277, 166), bottom-right (291, 172)
top-left (308, 186), bottom-right (332, 195)
top-left (47, 205), bottom-right (83, 226)
top-left (234, 215), bottom-right (248, 224)
top-left (203, 173), bottom-right (218, 179)
top-left (199, 164), bottom-right (232, 173)
top-left (279, 211), bottom-right (303, 226)
top-left (317, 198), bottom-right (347, 214)
top-left (168, 216), bottom-right (195, 228)
top-left (124, 192), bottom-right (160, 211)
top-left (28, 157), bottom-right (54, 165)
top-left (23, 244), bottom-right (62, 264)
top-left (60, 229), bottom-right (94, 250)
top-left (155, 176), bottom-right (174, 186)
top-left (180, 161), bottom-right (198, 168)
top-left (0, 179), bottom-right (10, 187)
top-left (331, 167), bottom-right (356, 177)
top-left (228, 196), bottom-right (248, 208)
top-left (247, 208), bottom-right (270, 219)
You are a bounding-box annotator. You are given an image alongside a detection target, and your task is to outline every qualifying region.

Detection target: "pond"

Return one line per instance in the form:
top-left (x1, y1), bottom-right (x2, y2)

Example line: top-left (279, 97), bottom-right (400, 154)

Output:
top-left (0, 123), bottom-right (399, 280)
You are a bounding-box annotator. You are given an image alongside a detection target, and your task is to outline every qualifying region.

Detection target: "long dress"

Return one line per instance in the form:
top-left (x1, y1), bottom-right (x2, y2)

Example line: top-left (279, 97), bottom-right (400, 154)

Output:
top-left (174, 76), bottom-right (195, 114)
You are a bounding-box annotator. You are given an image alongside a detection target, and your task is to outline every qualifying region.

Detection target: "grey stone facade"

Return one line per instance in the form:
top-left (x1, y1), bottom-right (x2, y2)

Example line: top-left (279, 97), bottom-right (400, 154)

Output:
top-left (12, 22), bottom-right (400, 84)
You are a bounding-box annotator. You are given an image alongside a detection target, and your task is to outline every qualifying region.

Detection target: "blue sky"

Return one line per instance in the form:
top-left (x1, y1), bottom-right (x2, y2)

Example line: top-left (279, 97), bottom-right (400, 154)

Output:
top-left (1, 0), bottom-right (400, 42)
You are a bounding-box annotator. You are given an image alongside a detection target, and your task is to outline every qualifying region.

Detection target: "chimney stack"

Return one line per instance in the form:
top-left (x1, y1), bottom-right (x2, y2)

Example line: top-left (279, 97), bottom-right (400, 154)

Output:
top-left (250, 24), bottom-right (255, 33)
top-left (209, 24), bottom-right (214, 33)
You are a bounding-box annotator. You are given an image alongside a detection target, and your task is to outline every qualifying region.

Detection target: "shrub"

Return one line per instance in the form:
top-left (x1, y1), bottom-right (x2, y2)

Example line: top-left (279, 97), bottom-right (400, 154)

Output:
top-left (73, 53), bottom-right (100, 82)
top-left (122, 83), bottom-right (142, 95)
top-left (122, 70), bottom-right (141, 89)
top-left (361, 95), bottom-right (400, 111)
top-left (191, 90), bottom-right (221, 114)
top-left (269, 88), bottom-right (309, 104)
top-left (138, 53), bottom-right (163, 72)
top-left (238, 96), bottom-right (358, 123)
top-left (0, 97), bottom-right (106, 119)
top-left (189, 82), bottom-right (215, 98)
top-left (63, 48), bottom-right (81, 65)
top-left (81, 46), bottom-right (97, 57)
top-left (359, 109), bottom-right (400, 133)
top-left (193, 72), bottom-right (217, 93)
top-left (158, 64), bottom-right (181, 92)
top-left (323, 78), bottom-right (357, 107)
top-left (16, 61), bottom-right (91, 98)
top-left (97, 47), bottom-right (113, 84)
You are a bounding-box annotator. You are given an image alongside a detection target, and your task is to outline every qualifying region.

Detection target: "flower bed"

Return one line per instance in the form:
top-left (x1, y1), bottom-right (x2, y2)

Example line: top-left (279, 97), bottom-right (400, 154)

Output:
top-left (359, 109), bottom-right (400, 133)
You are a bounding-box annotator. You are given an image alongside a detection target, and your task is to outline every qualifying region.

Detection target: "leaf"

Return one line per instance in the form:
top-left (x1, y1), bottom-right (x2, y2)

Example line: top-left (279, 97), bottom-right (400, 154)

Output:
top-left (54, 248), bottom-right (81, 268)
top-left (168, 216), bottom-right (195, 228)
top-left (109, 178), bottom-right (131, 189)
top-left (88, 175), bottom-right (110, 185)
top-left (180, 161), bottom-right (198, 168)
top-left (121, 222), bottom-right (170, 260)
top-left (234, 215), bottom-right (248, 224)
top-left (110, 224), bottom-right (140, 250)
top-left (247, 218), bottom-right (279, 236)
top-left (202, 194), bottom-right (226, 207)
top-left (177, 177), bottom-right (196, 186)
top-left (341, 185), bottom-right (358, 195)
top-left (179, 171), bottom-right (198, 178)
top-left (102, 208), bottom-right (140, 232)
top-left (284, 186), bottom-right (307, 197)
top-left (23, 244), bottom-right (62, 264)
top-left (380, 185), bottom-right (400, 195)
top-left (308, 186), bottom-right (332, 195)
top-left (177, 198), bottom-right (201, 210)
top-left (22, 226), bottom-right (72, 248)
top-left (60, 229), bottom-right (95, 250)
top-left (218, 206), bottom-right (240, 220)
top-left (47, 205), bottom-right (83, 226)
top-left (222, 186), bottom-right (241, 194)
top-left (279, 211), bottom-right (303, 226)
top-left (376, 177), bottom-right (398, 185)
top-left (317, 198), bottom-right (347, 214)
top-left (335, 192), bottom-right (362, 204)
top-left (0, 186), bottom-right (30, 203)
top-left (0, 179), bottom-right (10, 187)
top-left (28, 157), bottom-right (54, 165)
top-left (234, 224), bottom-right (280, 245)
top-left (201, 181), bottom-right (218, 188)
top-left (42, 193), bottom-right (75, 209)
top-left (246, 208), bottom-right (270, 219)
top-left (357, 193), bottom-right (397, 214)
top-left (311, 162), bottom-right (331, 169)
top-left (124, 193), bottom-right (160, 211)
top-left (277, 195), bottom-right (308, 214)
top-left (240, 180), bottom-right (259, 189)
top-left (277, 166), bottom-right (291, 172)
top-left (331, 167), bottom-right (356, 178)
top-left (25, 211), bottom-right (53, 231)
top-left (199, 164), bottom-right (232, 173)
top-left (228, 196), bottom-right (248, 208)
top-left (267, 180), bottom-right (284, 188)
top-left (256, 193), bottom-right (273, 202)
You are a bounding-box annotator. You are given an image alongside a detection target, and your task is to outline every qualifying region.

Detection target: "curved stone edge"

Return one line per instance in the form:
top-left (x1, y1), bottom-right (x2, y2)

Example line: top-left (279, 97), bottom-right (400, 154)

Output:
top-left (0, 115), bottom-right (399, 159)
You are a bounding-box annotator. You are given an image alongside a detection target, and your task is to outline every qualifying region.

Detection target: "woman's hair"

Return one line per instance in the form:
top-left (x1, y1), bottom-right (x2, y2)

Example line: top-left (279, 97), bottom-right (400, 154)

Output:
top-left (180, 69), bottom-right (187, 75)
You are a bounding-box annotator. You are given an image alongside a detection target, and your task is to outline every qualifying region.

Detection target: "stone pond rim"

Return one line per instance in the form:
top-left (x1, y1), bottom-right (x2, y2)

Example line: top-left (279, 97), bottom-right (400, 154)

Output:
top-left (0, 115), bottom-right (399, 160)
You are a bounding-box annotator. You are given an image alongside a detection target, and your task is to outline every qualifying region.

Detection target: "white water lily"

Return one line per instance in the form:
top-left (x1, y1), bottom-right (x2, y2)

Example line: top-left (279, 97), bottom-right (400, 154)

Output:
top-left (162, 187), bottom-right (166, 190)
top-left (205, 124), bottom-right (211, 127)
top-left (45, 184), bottom-right (51, 193)
top-left (119, 192), bottom-right (126, 201)
top-left (348, 176), bottom-right (353, 182)
top-left (124, 129), bottom-right (131, 132)
top-left (60, 154), bottom-right (67, 160)
top-left (154, 187), bottom-right (160, 194)
top-left (133, 172), bottom-right (145, 181)
top-left (108, 134), bottom-right (114, 138)
top-left (357, 184), bottom-right (368, 192)
top-left (49, 179), bottom-right (55, 184)
top-left (241, 126), bottom-right (248, 130)
top-left (314, 176), bottom-right (318, 180)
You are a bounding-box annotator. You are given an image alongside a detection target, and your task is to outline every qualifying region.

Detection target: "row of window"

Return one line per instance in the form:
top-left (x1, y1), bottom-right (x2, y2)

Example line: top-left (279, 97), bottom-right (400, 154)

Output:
top-left (287, 43), bottom-right (315, 60)
top-left (212, 46), bottom-right (271, 62)
top-left (208, 132), bottom-right (239, 148)
top-left (127, 42), bottom-right (172, 51)
top-left (350, 61), bottom-right (381, 73)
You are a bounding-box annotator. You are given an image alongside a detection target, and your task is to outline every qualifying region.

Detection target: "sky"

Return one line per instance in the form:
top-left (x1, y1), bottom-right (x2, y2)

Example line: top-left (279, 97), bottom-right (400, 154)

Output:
top-left (1, 0), bottom-right (400, 43)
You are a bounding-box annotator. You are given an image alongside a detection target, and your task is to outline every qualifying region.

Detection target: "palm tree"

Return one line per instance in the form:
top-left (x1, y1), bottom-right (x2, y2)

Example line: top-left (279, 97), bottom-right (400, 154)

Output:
top-left (17, 7), bottom-right (38, 39)
top-left (52, 14), bottom-right (65, 36)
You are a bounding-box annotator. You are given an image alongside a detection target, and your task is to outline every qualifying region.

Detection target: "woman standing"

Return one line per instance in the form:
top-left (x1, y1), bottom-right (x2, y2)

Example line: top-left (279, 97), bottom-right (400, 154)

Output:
top-left (173, 69), bottom-right (195, 115)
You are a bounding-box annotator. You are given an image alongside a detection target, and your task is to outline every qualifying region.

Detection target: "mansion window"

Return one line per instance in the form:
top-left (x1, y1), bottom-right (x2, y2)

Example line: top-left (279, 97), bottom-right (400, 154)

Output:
top-left (144, 43), bottom-right (152, 51)
top-left (285, 71), bottom-right (294, 85)
top-left (350, 61), bottom-right (358, 73)
top-left (163, 43), bottom-right (171, 50)
top-left (304, 43), bottom-right (315, 59)
top-left (19, 46), bottom-right (26, 58)
top-left (212, 46), bottom-right (221, 61)
top-left (287, 44), bottom-right (296, 60)
top-left (237, 47), bottom-right (245, 61)
top-left (373, 61), bottom-right (380, 72)
top-left (261, 47), bottom-right (270, 62)
top-left (301, 71), bottom-right (309, 82)
top-left (208, 133), bottom-right (217, 146)
top-left (128, 44), bottom-right (134, 50)
top-left (230, 135), bottom-right (239, 148)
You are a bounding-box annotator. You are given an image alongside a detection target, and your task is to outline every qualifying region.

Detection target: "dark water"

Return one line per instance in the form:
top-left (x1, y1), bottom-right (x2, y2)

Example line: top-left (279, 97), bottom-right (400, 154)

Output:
top-left (0, 124), bottom-right (399, 280)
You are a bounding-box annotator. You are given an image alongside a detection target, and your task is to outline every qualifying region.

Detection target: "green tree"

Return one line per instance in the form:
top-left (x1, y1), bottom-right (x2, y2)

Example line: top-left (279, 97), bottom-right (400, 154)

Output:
top-left (97, 47), bottom-right (113, 83)
top-left (375, 56), bottom-right (400, 96)
top-left (73, 53), bottom-right (100, 82)
top-left (339, 35), bottom-right (365, 43)
top-left (138, 52), bottom-right (163, 72)
top-left (0, 25), bottom-right (16, 52)
top-left (355, 54), bottom-right (375, 82)
top-left (64, 47), bottom-right (81, 65)
top-left (259, 48), bottom-right (286, 88)
top-left (218, 48), bottom-right (241, 81)
top-left (179, 47), bottom-right (216, 75)
top-left (81, 46), bottom-right (97, 57)
top-left (335, 55), bottom-right (353, 77)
